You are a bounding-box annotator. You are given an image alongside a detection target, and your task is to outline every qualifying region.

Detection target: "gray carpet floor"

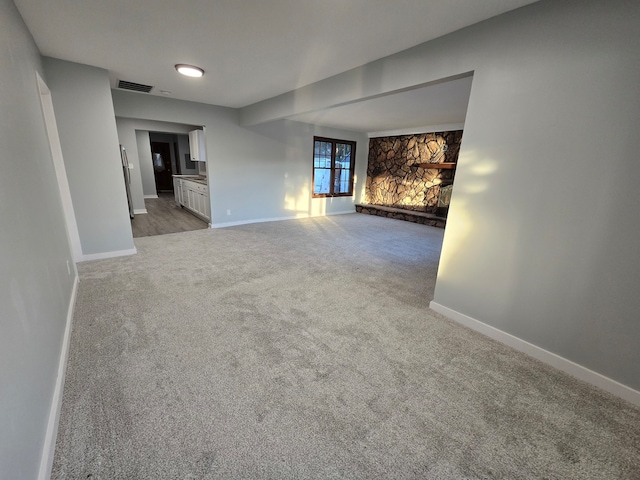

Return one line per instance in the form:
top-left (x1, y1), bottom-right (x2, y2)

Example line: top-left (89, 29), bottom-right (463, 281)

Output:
top-left (52, 214), bottom-right (640, 479)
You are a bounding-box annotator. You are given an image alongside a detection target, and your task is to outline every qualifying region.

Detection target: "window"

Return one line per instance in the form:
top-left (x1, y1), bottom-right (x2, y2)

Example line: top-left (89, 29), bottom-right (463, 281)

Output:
top-left (312, 137), bottom-right (356, 197)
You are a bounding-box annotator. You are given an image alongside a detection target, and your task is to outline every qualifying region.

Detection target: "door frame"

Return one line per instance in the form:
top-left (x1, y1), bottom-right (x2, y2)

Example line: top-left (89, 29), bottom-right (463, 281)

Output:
top-left (37, 72), bottom-right (83, 263)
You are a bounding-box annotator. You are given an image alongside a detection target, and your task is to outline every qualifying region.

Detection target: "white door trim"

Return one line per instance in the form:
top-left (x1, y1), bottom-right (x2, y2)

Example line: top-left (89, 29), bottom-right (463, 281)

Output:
top-left (37, 72), bottom-right (83, 263)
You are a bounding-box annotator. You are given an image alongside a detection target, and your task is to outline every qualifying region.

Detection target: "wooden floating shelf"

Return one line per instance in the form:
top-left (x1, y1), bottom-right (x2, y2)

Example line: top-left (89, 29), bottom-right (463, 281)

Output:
top-left (417, 162), bottom-right (457, 169)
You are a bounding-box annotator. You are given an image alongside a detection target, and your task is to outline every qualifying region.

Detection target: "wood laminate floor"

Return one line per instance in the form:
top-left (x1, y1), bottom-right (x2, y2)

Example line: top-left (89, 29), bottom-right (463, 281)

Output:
top-left (131, 192), bottom-right (208, 238)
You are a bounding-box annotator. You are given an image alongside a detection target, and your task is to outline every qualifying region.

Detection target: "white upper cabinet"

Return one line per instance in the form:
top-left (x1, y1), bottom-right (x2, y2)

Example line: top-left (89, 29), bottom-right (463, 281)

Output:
top-left (188, 129), bottom-right (206, 162)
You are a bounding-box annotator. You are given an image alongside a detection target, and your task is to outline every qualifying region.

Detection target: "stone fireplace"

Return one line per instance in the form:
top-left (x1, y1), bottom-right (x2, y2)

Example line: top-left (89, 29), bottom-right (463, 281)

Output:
top-left (356, 130), bottom-right (462, 226)
top-left (362, 130), bottom-right (463, 219)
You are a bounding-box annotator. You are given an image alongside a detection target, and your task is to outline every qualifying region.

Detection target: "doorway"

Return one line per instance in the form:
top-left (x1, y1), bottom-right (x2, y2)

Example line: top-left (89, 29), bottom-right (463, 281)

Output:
top-left (130, 129), bottom-right (209, 237)
top-left (151, 141), bottom-right (174, 194)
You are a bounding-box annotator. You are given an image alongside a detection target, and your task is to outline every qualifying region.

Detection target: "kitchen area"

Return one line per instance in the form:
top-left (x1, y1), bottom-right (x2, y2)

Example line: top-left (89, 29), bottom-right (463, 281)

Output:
top-left (171, 129), bottom-right (210, 223)
top-left (118, 119), bottom-right (211, 238)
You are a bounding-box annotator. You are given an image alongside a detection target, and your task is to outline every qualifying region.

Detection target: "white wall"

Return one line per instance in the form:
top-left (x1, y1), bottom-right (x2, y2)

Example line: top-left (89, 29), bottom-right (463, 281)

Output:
top-left (0, 1), bottom-right (77, 478)
top-left (111, 91), bottom-right (368, 227)
top-left (136, 131), bottom-right (156, 198)
top-left (241, 0), bottom-right (640, 392)
top-left (177, 133), bottom-right (198, 175)
top-left (434, 0), bottom-right (640, 393)
top-left (243, 119), bottom-right (368, 224)
top-left (43, 57), bottom-right (135, 257)
top-left (115, 120), bottom-right (146, 211)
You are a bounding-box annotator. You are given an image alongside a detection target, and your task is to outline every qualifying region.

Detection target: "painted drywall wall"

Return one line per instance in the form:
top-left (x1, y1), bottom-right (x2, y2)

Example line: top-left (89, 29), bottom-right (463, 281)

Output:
top-left (43, 57), bottom-right (135, 257)
top-left (197, 160), bottom-right (207, 177)
top-left (0, 1), bottom-right (76, 478)
top-left (243, 119), bottom-right (368, 222)
top-left (177, 134), bottom-right (198, 175)
top-left (242, 0), bottom-right (640, 391)
top-left (115, 121), bottom-right (146, 212)
top-left (111, 91), bottom-right (368, 226)
top-left (437, 0), bottom-right (640, 391)
top-left (136, 131), bottom-right (156, 198)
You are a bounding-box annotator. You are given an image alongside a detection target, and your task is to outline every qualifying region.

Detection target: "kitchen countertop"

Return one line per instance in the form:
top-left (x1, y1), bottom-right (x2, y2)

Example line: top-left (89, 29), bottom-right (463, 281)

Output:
top-left (173, 175), bottom-right (208, 185)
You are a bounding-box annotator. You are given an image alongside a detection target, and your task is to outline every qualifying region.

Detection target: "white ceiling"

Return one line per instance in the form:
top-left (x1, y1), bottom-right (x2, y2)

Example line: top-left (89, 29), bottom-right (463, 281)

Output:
top-left (15, 0), bottom-right (537, 132)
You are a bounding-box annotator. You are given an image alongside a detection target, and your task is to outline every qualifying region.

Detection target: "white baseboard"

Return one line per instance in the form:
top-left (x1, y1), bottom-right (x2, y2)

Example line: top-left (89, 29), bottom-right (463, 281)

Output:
top-left (143, 194), bottom-right (158, 199)
top-left (211, 210), bottom-right (355, 229)
top-left (38, 274), bottom-right (79, 480)
top-left (133, 209), bottom-right (148, 215)
top-left (79, 247), bottom-right (137, 262)
top-left (429, 301), bottom-right (640, 406)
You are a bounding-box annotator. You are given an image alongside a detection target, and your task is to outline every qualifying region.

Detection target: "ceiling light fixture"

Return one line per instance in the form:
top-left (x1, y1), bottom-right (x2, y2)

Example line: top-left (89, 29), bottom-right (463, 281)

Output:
top-left (175, 64), bottom-right (205, 78)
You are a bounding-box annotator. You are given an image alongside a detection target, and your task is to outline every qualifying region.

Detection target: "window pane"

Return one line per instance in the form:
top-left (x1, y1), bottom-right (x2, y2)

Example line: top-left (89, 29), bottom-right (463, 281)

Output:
top-left (334, 143), bottom-right (352, 194)
top-left (340, 168), bottom-right (350, 193)
top-left (333, 165), bottom-right (350, 194)
top-left (313, 168), bottom-right (331, 194)
top-left (323, 142), bottom-right (332, 168)
top-left (314, 140), bottom-right (331, 168)
top-left (336, 143), bottom-right (351, 170)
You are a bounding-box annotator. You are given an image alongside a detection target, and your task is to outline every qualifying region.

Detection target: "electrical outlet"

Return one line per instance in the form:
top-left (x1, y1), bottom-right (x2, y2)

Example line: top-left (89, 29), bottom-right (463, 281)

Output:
top-left (128, 164), bottom-right (134, 169)
top-left (66, 260), bottom-right (71, 275)
top-left (226, 209), bottom-right (231, 216)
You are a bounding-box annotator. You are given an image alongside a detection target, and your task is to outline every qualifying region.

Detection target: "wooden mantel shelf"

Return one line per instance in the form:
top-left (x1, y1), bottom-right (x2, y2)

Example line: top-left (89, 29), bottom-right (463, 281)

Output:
top-left (417, 162), bottom-right (457, 169)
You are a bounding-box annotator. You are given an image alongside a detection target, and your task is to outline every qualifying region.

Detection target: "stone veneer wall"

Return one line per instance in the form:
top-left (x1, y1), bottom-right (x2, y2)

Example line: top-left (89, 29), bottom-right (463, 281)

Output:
top-left (365, 131), bottom-right (463, 215)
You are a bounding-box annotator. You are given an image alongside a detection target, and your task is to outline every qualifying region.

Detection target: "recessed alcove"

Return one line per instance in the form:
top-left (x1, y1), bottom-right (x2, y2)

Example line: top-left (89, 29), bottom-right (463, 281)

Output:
top-left (357, 130), bottom-right (463, 226)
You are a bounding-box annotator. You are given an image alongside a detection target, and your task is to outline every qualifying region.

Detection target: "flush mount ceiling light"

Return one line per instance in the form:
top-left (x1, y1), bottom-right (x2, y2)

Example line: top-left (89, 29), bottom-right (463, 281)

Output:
top-left (175, 64), bottom-right (204, 78)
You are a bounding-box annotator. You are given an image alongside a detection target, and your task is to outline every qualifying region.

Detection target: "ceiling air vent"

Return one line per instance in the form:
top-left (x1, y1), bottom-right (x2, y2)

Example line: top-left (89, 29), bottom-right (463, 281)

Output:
top-left (117, 80), bottom-right (153, 93)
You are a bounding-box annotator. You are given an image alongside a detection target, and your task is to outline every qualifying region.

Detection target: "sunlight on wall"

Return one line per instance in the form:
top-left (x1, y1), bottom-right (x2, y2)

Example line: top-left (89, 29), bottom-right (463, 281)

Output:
top-left (283, 177), bottom-right (328, 218)
top-left (307, 198), bottom-right (328, 218)
top-left (437, 150), bottom-right (496, 273)
top-left (438, 205), bottom-right (472, 274)
top-left (354, 174), bottom-right (364, 199)
top-left (469, 161), bottom-right (498, 176)
top-left (283, 167), bottom-right (360, 219)
top-left (458, 183), bottom-right (488, 195)
top-left (284, 175), bottom-right (310, 215)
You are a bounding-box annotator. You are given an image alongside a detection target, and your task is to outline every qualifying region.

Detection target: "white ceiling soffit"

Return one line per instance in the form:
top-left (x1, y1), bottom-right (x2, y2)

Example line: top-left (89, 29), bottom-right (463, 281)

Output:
top-left (286, 74), bottom-right (474, 136)
top-left (15, 0), bottom-right (539, 108)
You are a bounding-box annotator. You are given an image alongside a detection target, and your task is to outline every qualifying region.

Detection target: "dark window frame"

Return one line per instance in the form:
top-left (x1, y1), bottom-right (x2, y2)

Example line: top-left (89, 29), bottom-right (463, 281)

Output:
top-left (312, 136), bottom-right (356, 198)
